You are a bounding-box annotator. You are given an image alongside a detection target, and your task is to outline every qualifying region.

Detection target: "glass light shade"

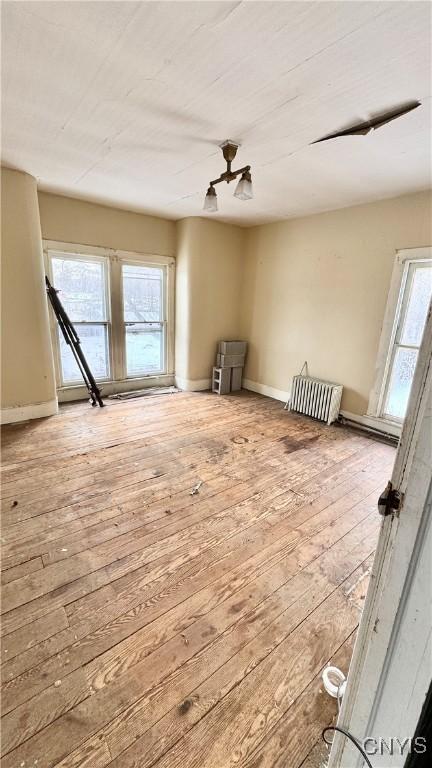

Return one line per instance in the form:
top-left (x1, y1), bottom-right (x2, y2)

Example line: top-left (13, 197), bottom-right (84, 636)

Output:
top-left (203, 186), bottom-right (218, 212)
top-left (234, 173), bottom-right (253, 200)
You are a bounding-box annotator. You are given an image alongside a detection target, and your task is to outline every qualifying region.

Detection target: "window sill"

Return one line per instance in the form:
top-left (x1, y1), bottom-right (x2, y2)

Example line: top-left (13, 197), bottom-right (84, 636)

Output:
top-left (57, 373), bottom-right (175, 402)
top-left (340, 410), bottom-right (402, 438)
top-left (362, 413), bottom-right (402, 437)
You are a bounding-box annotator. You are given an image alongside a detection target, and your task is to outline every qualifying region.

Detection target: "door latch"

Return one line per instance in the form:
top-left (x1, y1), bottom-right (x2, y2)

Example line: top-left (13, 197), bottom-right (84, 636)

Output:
top-left (378, 481), bottom-right (402, 517)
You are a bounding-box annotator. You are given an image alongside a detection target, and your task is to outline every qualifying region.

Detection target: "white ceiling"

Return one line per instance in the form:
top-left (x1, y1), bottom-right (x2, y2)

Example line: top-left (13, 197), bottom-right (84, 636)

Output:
top-left (2, 1), bottom-right (431, 226)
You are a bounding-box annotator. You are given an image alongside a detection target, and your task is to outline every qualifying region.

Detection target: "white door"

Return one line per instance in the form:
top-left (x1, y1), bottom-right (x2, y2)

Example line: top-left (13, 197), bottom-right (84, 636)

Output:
top-left (329, 300), bottom-right (432, 767)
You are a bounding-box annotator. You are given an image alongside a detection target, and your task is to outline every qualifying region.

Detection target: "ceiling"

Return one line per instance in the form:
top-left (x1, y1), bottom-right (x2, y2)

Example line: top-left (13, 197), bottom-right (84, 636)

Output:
top-left (2, 1), bottom-right (431, 226)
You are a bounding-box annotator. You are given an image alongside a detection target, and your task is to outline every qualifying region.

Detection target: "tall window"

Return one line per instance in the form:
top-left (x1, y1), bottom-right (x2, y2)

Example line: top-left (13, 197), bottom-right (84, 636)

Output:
top-left (372, 252), bottom-right (432, 424)
top-left (45, 244), bottom-right (174, 389)
top-left (382, 260), bottom-right (432, 420)
top-left (122, 264), bottom-right (165, 376)
top-left (51, 253), bottom-right (110, 384)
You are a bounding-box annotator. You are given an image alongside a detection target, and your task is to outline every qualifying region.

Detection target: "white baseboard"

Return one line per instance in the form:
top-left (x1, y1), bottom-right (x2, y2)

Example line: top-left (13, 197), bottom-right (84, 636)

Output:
top-left (175, 376), bottom-right (211, 392)
top-left (1, 398), bottom-right (58, 425)
top-left (242, 381), bottom-right (400, 438)
top-left (242, 378), bottom-right (289, 403)
top-left (340, 410), bottom-right (401, 438)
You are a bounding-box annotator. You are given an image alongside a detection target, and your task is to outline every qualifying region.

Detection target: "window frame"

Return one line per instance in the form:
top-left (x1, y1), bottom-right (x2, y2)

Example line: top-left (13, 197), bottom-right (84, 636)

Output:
top-left (46, 248), bottom-right (112, 387)
top-left (119, 254), bottom-right (169, 379)
top-left (367, 247), bottom-right (432, 427)
top-left (43, 241), bottom-right (175, 396)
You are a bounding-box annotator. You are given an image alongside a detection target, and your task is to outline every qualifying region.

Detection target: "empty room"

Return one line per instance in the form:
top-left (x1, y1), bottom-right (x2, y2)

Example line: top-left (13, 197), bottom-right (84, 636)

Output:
top-left (1, 2), bottom-right (431, 767)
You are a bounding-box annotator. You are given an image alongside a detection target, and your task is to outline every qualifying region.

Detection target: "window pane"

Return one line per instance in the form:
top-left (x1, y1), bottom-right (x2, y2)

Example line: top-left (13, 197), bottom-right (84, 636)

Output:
top-left (51, 256), bottom-right (107, 322)
top-left (384, 347), bottom-right (418, 420)
top-left (125, 324), bottom-right (163, 376)
top-left (122, 264), bottom-right (163, 322)
top-left (400, 265), bottom-right (432, 346)
top-left (59, 325), bottom-right (109, 383)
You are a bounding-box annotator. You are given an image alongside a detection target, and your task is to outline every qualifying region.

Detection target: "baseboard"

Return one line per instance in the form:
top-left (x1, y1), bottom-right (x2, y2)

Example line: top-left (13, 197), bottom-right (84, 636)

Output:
top-left (242, 378), bottom-right (289, 403)
top-left (175, 376), bottom-right (212, 392)
top-left (340, 409), bottom-right (401, 438)
top-left (242, 382), bottom-right (400, 438)
top-left (1, 398), bottom-right (58, 425)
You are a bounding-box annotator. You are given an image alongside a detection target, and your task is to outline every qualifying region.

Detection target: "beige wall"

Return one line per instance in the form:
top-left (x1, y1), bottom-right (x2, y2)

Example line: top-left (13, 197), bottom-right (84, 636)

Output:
top-left (2, 178), bottom-right (430, 420)
top-left (1, 169), bottom-right (57, 419)
top-left (241, 191), bottom-right (432, 415)
top-left (175, 217), bottom-right (245, 386)
top-left (38, 197), bottom-right (245, 389)
top-left (38, 192), bottom-right (176, 256)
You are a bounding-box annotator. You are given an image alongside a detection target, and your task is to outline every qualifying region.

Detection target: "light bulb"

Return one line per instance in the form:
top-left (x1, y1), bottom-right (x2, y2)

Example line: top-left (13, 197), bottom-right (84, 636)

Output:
top-left (203, 186), bottom-right (218, 212)
top-left (234, 171), bottom-right (253, 201)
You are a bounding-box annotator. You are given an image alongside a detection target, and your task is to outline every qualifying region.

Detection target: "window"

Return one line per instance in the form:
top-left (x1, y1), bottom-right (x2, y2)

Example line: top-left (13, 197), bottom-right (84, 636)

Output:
top-left (122, 264), bottom-right (165, 376)
top-left (368, 249), bottom-right (432, 426)
top-left (50, 253), bottom-right (110, 384)
top-left (382, 261), bottom-right (432, 420)
top-left (45, 243), bottom-right (174, 390)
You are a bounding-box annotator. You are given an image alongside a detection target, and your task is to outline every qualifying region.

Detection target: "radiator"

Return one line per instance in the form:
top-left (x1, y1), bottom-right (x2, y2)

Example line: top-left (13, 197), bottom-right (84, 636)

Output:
top-left (287, 375), bottom-right (343, 425)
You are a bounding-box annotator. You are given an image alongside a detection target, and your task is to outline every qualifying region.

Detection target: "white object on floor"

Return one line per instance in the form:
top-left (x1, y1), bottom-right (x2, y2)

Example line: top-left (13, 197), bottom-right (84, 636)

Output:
top-left (322, 666), bottom-right (347, 707)
top-left (109, 386), bottom-right (179, 400)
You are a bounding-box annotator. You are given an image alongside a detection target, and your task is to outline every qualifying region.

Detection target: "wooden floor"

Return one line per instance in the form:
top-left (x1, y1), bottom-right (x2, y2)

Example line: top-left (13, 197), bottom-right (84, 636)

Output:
top-left (0, 391), bottom-right (395, 768)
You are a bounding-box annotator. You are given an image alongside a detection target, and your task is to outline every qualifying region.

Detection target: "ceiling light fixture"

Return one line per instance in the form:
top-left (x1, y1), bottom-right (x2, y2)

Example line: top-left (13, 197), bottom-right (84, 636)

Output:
top-left (234, 169), bottom-right (253, 200)
top-left (203, 141), bottom-right (253, 212)
top-left (203, 185), bottom-right (218, 212)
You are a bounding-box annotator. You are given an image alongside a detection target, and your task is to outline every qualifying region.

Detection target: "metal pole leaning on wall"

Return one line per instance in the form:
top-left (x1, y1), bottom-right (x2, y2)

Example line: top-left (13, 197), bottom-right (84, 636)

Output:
top-left (45, 276), bottom-right (104, 408)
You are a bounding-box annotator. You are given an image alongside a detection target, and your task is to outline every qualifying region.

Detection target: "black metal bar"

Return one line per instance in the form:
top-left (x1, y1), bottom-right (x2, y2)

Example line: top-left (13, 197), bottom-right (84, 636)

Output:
top-left (45, 276), bottom-right (104, 408)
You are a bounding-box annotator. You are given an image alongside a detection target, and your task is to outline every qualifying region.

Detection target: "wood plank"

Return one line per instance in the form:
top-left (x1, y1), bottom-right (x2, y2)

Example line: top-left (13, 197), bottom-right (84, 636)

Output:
top-left (299, 740), bottom-right (332, 768)
top-left (101, 527), bottom-right (377, 765)
top-left (1, 556), bottom-right (43, 584)
top-left (1, 510), bottom-right (377, 748)
top-left (142, 587), bottom-right (359, 768)
top-left (1, 425), bottom-right (371, 552)
top-left (0, 392), bottom-right (395, 768)
top-left (1, 459), bottom-right (384, 694)
top-left (1, 522), bottom-right (375, 766)
top-left (239, 636), bottom-right (355, 768)
top-left (1, 608), bottom-right (69, 666)
top-left (1, 464), bottom-right (381, 692)
top-left (0, 401), bottom-right (286, 502)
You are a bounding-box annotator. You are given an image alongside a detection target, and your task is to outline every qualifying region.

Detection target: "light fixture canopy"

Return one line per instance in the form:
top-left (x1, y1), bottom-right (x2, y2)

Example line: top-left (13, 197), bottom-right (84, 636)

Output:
top-left (203, 140), bottom-right (253, 212)
top-left (203, 185), bottom-right (218, 212)
top-left (234, 170), bottom-right (253, 200)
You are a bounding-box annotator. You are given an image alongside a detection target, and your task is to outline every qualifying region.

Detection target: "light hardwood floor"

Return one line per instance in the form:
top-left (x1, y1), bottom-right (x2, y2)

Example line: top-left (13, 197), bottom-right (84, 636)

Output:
top-left (0, 390), bottom-right (395, 768)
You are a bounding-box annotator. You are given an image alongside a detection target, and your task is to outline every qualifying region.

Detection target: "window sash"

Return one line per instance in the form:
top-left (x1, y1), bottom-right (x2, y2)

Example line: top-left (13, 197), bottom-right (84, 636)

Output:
top-left (49, 250), bottom-right (110, 323)
top-left (57, 322), bottom-right (111, 385)
top-left (124, 323), bottom-right (165, 378)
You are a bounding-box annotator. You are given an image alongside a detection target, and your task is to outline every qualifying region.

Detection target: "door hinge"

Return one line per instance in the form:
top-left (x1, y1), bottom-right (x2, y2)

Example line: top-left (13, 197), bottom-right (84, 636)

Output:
top-left (378, 481), bottom-right (402, 517)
